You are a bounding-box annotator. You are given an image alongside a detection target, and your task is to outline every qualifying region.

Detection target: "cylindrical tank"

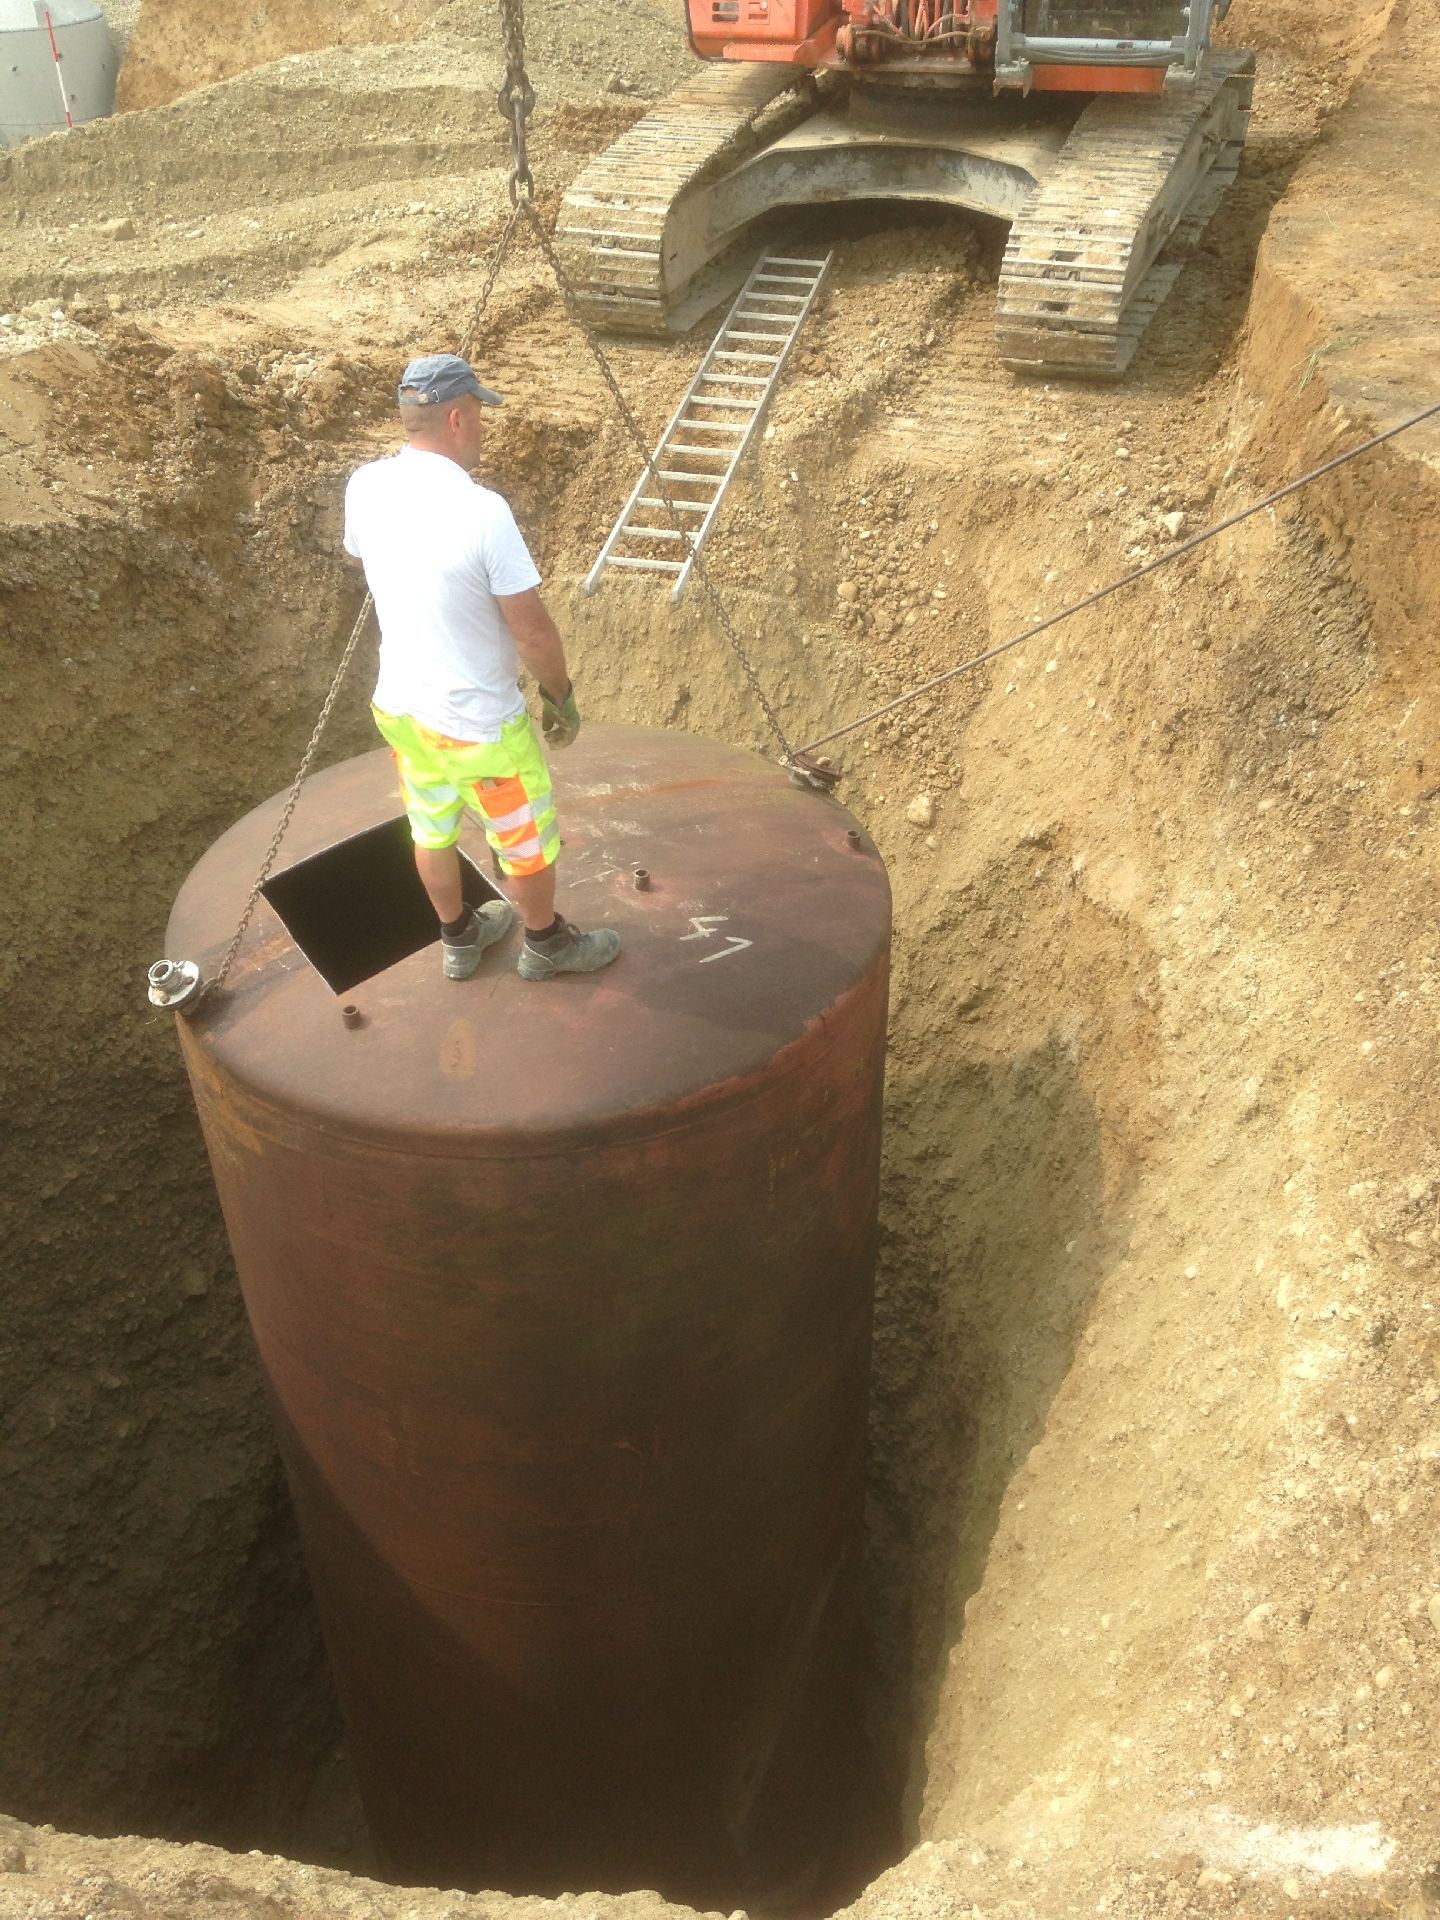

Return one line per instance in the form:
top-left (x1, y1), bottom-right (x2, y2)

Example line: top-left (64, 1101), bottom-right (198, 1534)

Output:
top-left (165, 723), bottom-right (890, 1907)
top-left (0, 0), bottom-right (116, 149)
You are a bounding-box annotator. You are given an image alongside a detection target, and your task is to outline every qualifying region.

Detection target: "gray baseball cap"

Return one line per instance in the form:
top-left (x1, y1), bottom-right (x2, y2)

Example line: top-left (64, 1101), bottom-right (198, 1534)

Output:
top-left (397, 353), bottom-right (504, 409)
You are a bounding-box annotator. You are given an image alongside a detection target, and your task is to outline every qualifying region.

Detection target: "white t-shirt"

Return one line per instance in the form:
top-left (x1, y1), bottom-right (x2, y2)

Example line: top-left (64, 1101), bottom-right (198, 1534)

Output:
top-left (343, 446), bottom-right (542, 741)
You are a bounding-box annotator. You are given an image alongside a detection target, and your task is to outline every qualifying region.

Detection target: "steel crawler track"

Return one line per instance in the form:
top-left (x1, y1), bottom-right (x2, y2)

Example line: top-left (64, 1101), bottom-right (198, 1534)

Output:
top-left (556, 65), bottom-right (810, 337)
top-left (558, 51), bottom-right (1254, 377)
top-left (996, 52), bottom-right (1255, 378)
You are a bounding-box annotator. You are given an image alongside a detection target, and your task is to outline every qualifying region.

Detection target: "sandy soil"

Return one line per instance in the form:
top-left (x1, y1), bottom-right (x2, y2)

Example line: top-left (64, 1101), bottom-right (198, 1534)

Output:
top-left (1, 0), bottom-right (1438, 1915)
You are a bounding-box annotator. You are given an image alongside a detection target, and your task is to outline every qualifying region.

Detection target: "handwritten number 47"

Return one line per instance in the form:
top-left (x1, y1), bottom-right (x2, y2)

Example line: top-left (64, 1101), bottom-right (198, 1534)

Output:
top-left (679, 915), bottom-right (753, 964)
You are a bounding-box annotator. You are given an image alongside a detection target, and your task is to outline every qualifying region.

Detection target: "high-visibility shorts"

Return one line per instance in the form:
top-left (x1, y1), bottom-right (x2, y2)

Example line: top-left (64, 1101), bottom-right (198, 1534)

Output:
top-left (371, 705), bottom-right (561, 878)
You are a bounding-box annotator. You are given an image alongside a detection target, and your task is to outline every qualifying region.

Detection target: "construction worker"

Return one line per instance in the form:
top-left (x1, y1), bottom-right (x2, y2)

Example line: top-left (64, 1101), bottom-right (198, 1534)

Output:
top-left (343, 353), bottom-right (620, 983)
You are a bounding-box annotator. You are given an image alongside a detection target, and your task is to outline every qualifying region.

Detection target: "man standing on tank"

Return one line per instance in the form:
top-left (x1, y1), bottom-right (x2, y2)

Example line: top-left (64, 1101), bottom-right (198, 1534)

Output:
top-left (344, 353), bottom-right (620, 983)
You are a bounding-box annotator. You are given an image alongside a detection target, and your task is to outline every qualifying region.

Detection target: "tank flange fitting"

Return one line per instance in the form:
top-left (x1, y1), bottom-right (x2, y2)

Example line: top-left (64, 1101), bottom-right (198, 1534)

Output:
top-left (147, 959), bottom-right (203, 1012)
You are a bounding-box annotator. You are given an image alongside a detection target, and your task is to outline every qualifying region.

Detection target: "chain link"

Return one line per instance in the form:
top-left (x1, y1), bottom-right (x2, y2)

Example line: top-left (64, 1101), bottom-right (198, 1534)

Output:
top-left (458, 202), bottom-right (521, 361)
top-left (205, 605), bottom-right (374, 999)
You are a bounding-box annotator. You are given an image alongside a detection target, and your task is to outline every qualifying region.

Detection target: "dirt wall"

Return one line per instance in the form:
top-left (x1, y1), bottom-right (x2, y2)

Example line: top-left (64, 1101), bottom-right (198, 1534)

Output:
top-left (0, 333), bottom-right (379, 1858)
top-left (116, 0), bottom-right (443, 110)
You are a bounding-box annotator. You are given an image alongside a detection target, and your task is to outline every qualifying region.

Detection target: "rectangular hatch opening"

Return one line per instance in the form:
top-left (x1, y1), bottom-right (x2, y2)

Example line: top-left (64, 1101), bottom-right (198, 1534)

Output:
top-left (261, 816), bottom-right (502, 994)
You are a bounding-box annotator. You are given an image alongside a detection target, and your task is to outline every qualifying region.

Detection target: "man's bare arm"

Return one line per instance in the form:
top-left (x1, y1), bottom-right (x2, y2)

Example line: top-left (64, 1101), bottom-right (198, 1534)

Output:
top-left (498, 587), bottom-right (570, 699)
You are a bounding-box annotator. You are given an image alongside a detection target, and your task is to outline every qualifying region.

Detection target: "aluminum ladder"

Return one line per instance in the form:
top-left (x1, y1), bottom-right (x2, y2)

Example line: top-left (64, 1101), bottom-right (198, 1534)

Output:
top-left (585, 251), bottom-right (832, 605)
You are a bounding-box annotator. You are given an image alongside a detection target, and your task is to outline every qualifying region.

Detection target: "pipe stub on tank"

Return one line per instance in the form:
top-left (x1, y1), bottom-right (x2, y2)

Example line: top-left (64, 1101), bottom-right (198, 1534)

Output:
top-left (147, 958), bottom-right (203, 1012)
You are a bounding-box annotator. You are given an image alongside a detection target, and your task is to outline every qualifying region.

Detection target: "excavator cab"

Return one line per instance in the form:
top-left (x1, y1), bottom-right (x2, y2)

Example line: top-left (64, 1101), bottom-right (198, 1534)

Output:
top-left (994, 0), bottom-right (1223, 91)
top-left (687, 0), bottom-right (1221, 87)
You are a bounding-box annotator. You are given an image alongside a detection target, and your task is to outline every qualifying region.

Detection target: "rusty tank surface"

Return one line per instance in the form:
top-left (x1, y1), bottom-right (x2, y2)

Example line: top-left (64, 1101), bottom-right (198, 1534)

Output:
top-left (164, 722), bottom-right (891, 1907)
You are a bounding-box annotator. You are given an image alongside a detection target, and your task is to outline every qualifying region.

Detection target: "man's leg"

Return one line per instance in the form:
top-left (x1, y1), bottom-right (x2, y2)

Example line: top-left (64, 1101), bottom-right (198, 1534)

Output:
top-left (372, 711), bottom-right (516, 977)
top-left (505, 863), bottom-right (557, 934)
top-left (415, 843), bottom-right (464, 924)
top-left (373, 708), bottom-right (476, 933)
top-left (414, 829), bottom-right (553, 937)
top-left (464, 751), bottom-right (561, 931)
top-left (463, 715), bottom-right (619, 980)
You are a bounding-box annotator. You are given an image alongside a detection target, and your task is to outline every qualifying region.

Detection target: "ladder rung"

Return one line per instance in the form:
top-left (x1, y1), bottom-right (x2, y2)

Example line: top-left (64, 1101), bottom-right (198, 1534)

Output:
top-left (558, 226), bottom-right (660, 241)
top-left (591, 247), bottom-right (832, 600)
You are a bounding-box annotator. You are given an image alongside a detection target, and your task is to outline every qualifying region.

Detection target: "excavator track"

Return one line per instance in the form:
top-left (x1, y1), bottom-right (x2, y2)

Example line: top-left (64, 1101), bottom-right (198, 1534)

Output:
top-left (556, 64), bottom-right (811, 337)
top-left (996, 51), bottom-right (1254, 378)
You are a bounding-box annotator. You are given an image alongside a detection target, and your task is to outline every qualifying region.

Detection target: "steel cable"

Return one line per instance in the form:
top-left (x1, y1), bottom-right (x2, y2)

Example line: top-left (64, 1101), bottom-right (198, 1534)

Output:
top-left (793, 398), bottom-right (1440, 760)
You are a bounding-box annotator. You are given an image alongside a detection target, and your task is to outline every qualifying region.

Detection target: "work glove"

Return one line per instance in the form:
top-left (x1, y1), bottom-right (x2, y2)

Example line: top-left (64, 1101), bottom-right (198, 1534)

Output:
top-left (540, 683), bottom-right (581, 750)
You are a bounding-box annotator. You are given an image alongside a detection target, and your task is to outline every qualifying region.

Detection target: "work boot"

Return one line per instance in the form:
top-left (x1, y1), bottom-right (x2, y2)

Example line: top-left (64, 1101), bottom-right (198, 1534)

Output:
top-left (442, 900), bottom-right (516, 981)
top-left (517, 915), bottom-right (621, 982)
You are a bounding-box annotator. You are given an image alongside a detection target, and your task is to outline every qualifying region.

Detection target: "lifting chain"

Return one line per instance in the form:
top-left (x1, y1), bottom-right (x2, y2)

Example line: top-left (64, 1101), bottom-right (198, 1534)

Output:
top-left (459, 201), bottom-right (522, 361)
top-left (187, 604), bottom-right (376, 1007)
top-left (494, 0), bottom-right (836, 790)
top-left (156, 212), bottom-right (524, 1014)
top-left (515, 199), bottom-right (812, 773)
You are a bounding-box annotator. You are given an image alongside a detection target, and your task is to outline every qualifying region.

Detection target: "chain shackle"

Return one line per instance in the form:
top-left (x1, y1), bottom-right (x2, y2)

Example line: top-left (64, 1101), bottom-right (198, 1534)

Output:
top-left (497, 0), bottom-right (537, 204)
top-left (496, 77), bottom-right (535, 203)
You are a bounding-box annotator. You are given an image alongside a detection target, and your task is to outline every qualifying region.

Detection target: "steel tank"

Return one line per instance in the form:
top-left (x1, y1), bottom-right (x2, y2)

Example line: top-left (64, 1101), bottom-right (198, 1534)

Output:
top-left (165, 723), bottom-right (890, 1906)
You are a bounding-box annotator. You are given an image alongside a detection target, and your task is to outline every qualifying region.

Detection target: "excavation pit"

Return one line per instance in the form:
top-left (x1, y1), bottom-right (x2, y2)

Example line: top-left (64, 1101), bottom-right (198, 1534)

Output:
top-left (4, 1), bottom-right (1440, 1908)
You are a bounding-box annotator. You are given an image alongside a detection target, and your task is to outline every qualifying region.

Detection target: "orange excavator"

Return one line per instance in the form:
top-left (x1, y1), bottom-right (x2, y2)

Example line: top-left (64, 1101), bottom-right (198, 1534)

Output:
top-left (556, 0), bottom-right (1253, 376)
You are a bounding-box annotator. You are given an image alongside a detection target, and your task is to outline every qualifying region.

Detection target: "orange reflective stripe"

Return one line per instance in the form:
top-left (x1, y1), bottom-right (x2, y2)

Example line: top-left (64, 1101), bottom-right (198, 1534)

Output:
top-left (469, 774), bottom-right (528, 818)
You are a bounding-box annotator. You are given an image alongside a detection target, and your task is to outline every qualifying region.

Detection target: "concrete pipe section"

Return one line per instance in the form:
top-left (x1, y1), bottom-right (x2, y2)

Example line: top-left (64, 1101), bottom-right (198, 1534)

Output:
top-left (0, 0), bottom-right (116, 148)
top-left (163, 723), bottom-right (892, 1908)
